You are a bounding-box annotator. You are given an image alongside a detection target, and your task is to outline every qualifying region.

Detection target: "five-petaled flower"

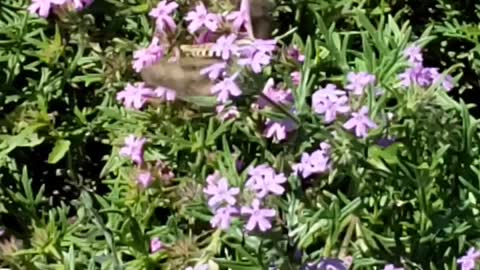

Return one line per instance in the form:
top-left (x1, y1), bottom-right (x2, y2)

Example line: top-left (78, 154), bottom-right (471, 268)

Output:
top-left (292, 143), bottom-right (331, 178)
top-left (211, 73), bottom-right (242, 103)
top-left (312, 84), bottom-right (350, 123)
top-left (343, 106), bottom-right (377, 138)
top-left (28, 0), bottom-right (67, 18)
top-left (119, 135), bottom-right (146, 165)
top-left (116, 83), bottom-right (154, 110)
top-left (210, 34), bottom-right (239, 60)
top-left (345, 72), bottom-right (376, 96)
top-left (203, 177), bottom-right (240, 209)
top-left (210, 206), bottom-right (238, 230)
top-left (245, 164), bottom-right (287, 198)
top-left (241, 199), bottom-right (276, 232)
top-left (404, 44), bottom-right (423, 66)
top-left (132, 37), bottom-right (164, 73)
top-left (185, 2), bottom-right (219, 33)
top-left (149, 0), bottom-right (179, 33)
top-left (200, 62), bottom-right (228, 81)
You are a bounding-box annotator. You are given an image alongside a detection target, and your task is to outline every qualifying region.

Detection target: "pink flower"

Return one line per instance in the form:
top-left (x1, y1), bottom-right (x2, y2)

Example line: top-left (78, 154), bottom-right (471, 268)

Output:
top-left (216, 105), bottom-right (240, 121)
top-left (287, 45), bottom-right (305, 63)
top-left (225, 0), bottom-right (252, 36)
top-left (185, 2), bottom-right (219, 33)
top-left (241, 199), bottom-right (276, 232)
top-left (458, 247), bottom-right (480, 270)
top-left (312, 84), bottom-right (350, 123)
top-left (200, 62), bottom-right (228, 81)
top-left (119, 135), bottom-right (146, 165)
top-left (116, 83), bottom-right (154, 110)
top-left (137, 171), bottom-right (153, 188)
top-left (257, 78), bottom-right (293, 108)
top-left (211, 74), bottom-right (242, 103)
top-left (210, 206), bottom-right (238, 230)
top-left (150, 238), bottom-right (164, 253)
top-left (28, 0), bottom-right (66, 17)
top-left (343, 106), bottom-right (377, 138)
top-left (404, 44), bottom-right (423, 66)
top-left (132, 37), bottom-right (164, 73)
top-left (292, 143), bottom-right (331, 178)
top-left (203, 177), bottom-right (240, 209)
top-left (264, 119), bottom-right (296, 143)
top-left (345, 72), bottom-right (376, 96)
top-left (238, 39), bottom-right (276, 73)
top-left (153, 86), bottom-right (176, 102)
top-left (149, 0), bottom-right (178, 33)
top-left (210, 34), bottom-right (238, 60)
top-left (291, 71), bottom-right (301, 86)
top-left (245, 164), bottom-right (287, 198)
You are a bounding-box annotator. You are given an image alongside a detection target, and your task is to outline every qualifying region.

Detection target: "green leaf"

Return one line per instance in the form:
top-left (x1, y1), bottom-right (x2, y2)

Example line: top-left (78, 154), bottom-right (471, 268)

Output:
top-left (48, 139), bottom-right (71, 164)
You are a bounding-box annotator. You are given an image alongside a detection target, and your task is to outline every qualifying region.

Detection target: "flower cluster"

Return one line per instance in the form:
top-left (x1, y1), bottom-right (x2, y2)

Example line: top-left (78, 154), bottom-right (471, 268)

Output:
top-left (116, 83), bottom-right (176, 110)
top-left (203, 164), bottom-right (286, 232)
top-left (311, 76), bottom-right (377, 138)
top-left (119, 135), bottom-right (174, 189)
top-left (254, 78), bottom-right (298, 143)
top-left (399, 44), bottom-right (454, 91)
top-left (28, 0), bottom-right (93, 17)
top-left (293, 142), bottom-right (332, 178)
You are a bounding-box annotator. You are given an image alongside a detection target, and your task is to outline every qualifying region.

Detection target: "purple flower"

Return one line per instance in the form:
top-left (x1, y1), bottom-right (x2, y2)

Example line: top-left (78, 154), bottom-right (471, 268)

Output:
top-left (238, 50), bottom-right (272, 73)
top-left (119, 135), bottom-right (146, 165)
top-left (404, 45), bottom-right (423, 65)
top-left (383, 265), bottom-right (404, 270)
top-left (150, 238), bottom-right (164, 253)
top-left (264, 119), bottom-right (296, 143)
top-left (245, 164), bottom-right (287, 198)
top-left (312, 84), bottom-right (350, 123)
top-left (132, 37), bottom-right (164, 73)
top-left (211, 74), bottom-right (242, 103)
top-left (225, 0), bottom-right (252, 35)
top-left (200, 62), bottom-right (227, 81)
top-left (210, 206), bottom-right (238, 230)
top-left (458, 247), bottom-right (480, 270)
top-left (153, 86), bottom-right (176, 102)
top-left (216, 105), bottom-right (240, 121)
top-left (185, 2), bottom-right (219, 33)
top-left (343, 106), bottom-right (377, 138)
top-left (292, 143), bottom-right (331, 178)
top-left (149, 0), bottom-right (178, 33)
top-left (291, 71), bottom-right (301, 86)
top-left (203, 177), bottom-right (240, 208)
top-left (237, 39), bottom-right (276, 73)
top-left (241, 199), bottom-right (276, 232)
top-left (28, 0), bottom-right (66, 17)
top-left (287, 45), bottom-right (305, 63)
top-left (257, 78), bottom-right (293, 108)
top-left (345, 72), bottom-right (376, 96)
top-left (317, 258), bottom-right (349, 270)
top-left (116, 83), bottom-right (154, 110)
top-left (137, 171), bottom-right (153, 188)
top-left (71, 0), bottom-right (93, 10)
top-left (210, 34), bottom-right (238, 60)
top-left (399, 65), bottom-right (435, 88)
